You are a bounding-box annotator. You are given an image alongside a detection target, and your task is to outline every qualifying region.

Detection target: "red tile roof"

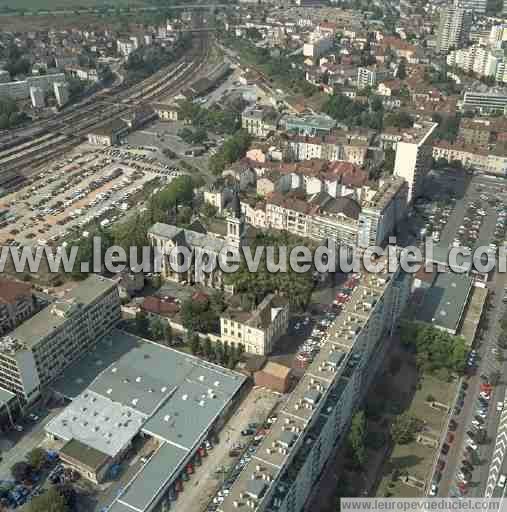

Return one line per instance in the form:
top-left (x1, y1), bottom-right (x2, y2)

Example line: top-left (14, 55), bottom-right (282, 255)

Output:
top-left (0, 279), bottom-right (31, 305)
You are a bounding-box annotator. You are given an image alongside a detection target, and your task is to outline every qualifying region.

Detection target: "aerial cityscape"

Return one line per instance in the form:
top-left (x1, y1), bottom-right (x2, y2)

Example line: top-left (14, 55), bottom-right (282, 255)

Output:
top-left (0, 0), bottom-right (506, 511)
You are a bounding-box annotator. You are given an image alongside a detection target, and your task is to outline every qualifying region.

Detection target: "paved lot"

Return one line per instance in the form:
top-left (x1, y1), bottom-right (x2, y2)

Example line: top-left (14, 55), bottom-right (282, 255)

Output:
top-left (0, 405), bottom-right (63, 481)
top-left (0, 145), bottom-right (167, 249)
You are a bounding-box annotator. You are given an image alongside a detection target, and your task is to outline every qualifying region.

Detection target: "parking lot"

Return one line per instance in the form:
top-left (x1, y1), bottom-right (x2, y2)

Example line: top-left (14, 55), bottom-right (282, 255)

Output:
top-left (0, 145), bottom-right (186, 249)
top-left (417, 172), bottom-right (507, 263)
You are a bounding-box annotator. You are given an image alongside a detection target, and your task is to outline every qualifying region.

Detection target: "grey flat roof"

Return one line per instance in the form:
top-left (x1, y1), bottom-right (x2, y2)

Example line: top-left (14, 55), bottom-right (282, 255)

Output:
top-left (117, 442), bottom-right (187, 512)
top-left (49, 329), bottom-right (246, 512)
top-left (6, 275), bottom-right (116, 350)
top-left (417, 272), bottom-right (473, 332)
top-left (46, 390), bottom-right (145, 458)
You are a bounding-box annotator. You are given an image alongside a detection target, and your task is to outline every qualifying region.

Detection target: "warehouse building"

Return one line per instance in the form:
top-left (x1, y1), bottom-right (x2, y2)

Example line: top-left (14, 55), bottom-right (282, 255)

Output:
top-left (46, 329), bottom-right (246, 511)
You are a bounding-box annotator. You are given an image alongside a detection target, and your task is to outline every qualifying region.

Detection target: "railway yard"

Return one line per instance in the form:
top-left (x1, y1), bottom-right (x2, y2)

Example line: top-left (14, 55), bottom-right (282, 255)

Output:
top-left (0, 18), bottom-right (211, 194)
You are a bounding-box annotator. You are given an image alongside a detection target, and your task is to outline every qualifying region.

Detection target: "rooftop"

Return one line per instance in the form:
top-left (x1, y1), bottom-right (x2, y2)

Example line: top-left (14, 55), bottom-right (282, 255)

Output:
top-left (47, 330), bottom-right (246, 512)
top-left (0, 278), bottom-right (31, 304)
top-left (417, 272), bottom-right (473, 333)
top-left (60, 439), bottom-right (110, 472)
top-left (0, 275), bottom-right (117, 353)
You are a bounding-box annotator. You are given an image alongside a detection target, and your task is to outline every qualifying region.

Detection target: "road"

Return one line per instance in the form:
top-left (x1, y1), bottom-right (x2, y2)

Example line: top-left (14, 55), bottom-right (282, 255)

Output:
top-left (436, 253), bottom-right (507, 497)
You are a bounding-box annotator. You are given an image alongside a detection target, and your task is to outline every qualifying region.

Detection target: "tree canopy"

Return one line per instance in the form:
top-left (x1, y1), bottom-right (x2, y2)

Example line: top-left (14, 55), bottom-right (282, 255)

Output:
top-left (209, 130), bottom-right (252, 175)
top-left (0, 96), bottom-right (26, 130)
top-left (400, 321), bottom-right (467, 374)
top-left (28, 487), bottom-right (69, 512)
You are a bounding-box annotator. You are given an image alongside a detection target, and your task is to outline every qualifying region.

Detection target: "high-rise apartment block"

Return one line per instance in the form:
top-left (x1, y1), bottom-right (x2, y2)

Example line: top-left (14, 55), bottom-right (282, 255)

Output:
top-left (437, 2), bottom-right (471, 53)
top-left (217, 259), bottom-right (411, 512)
top-left (393, 122), bottom-right (438, 203)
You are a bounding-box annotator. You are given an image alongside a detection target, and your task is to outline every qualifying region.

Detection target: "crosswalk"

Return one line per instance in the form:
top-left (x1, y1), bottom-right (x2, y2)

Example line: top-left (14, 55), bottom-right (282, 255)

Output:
top-left (485, 394), bottom-right (507, 497)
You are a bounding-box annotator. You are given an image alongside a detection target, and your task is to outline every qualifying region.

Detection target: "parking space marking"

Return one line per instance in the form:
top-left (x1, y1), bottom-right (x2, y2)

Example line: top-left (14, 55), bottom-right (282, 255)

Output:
top-left (485, 394), bottom-right (507, 497)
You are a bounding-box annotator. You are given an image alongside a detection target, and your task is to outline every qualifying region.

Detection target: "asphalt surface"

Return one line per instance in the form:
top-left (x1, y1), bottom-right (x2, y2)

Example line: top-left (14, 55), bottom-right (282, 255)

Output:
top-left (429, 173), bottom-right (507, 498)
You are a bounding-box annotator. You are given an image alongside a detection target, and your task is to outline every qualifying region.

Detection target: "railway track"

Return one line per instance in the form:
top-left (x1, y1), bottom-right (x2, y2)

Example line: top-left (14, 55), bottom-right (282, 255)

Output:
top-left (0, 28), bottom-right (210, 189)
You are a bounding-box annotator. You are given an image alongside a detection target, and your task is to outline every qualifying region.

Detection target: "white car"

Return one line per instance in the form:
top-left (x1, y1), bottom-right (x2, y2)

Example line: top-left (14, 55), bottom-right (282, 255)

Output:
top-left (430, 484), bottom-right (438, 496)
top-left (497, 402), bottom-right (504, 412)
top-left (467, 440), bottom-right (478, 450)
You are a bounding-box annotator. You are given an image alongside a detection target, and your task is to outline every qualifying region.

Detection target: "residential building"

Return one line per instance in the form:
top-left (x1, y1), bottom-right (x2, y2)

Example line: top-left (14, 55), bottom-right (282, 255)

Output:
top-left (0, 73), bottom-right (66, 101)
top-left (29, 86), bottom-right (45, 108)
top-left (462, 90), bottom-right (507, 114)
top-left (357, 177), bottom-right (408, 248)
top-left (54, 82), bottom-right (70, 107)
top-left (117, 39), bottom-right (136, 57)
top-left (0, 276), bottom-right (120, 403)
top-left (241, 106), bottom-right (281, 138)
top-left (0, 279), bottom-right (34, 336)
top-left (436, 3), bottom-right (471, 53)
top-left (217, 258), bottom-right (411, 512)
top-left (220, 294), bottom-right (289, 355)
top-left (303, 32), bottom-right (334, 59)
top-left (356, 66), bottom-right (391, 89)
top-left (460, 0), bottom-right (487, 13)
top-left (393, 121), bottom-right (438, 202)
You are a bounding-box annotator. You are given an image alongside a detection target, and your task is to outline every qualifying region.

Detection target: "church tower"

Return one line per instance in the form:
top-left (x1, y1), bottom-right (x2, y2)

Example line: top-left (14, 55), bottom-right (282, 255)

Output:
top-left (226, 192), bottom-right (244, 249)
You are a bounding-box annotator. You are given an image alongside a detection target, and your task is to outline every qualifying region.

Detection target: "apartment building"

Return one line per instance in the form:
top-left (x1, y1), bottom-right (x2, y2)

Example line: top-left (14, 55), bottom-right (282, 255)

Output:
top-left (220, 294), bottom-right (289, 355)
top-left (447, 45), bottom-right (505, 82)
top-left (241, 106), bottom-right (281, 138)
top-left (357, 177), bottom-right (408, 248)
top-left (0, 279), bottom-right (34, 336)
top-left (29, 86), bottom-right (45, 108)
top-left (54, 82), bottom-right (70, 108)
top-left (356, 66), bottom-right (391, 89)
top-left (303, 33), bottom-right (334, 59)
top-left (217, 259), bottom-right (411, 512)
top-left (393, 121), bottom-right (438, 203)
top-left (436, 3), bottom-right (471, 53)
top-left (0, 276), bottom-right (120, 403)
top-left (462, 90), bottom-right (507, 114)
top-left (266, 192), bottom-right (322, 238)
top-left (432, 141), bottom-right (507, 175)
top-left (0, 74), bottom-right (66, 101)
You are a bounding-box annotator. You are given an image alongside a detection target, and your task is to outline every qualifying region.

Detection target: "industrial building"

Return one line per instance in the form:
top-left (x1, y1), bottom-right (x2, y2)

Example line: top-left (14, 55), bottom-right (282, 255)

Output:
top-left (29, 86), bottom-right (45, 108)
top-left (217, 258), bottom-right (411, 512)
top-left (46, 329), bottom-right (246, 510)
top-left (0, 275), bottom-right (120, 403)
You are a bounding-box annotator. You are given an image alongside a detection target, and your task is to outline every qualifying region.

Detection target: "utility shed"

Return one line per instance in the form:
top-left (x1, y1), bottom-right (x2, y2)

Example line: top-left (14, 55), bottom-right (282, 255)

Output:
top-left (254, 361), bottom-right (292, 393)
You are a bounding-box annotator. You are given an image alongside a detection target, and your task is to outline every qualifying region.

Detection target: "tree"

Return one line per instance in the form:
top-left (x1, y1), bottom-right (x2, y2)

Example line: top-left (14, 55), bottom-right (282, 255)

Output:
top-left (28, 487), bottom-right (69, 512)
top-left (390, 413), bottom-right (422, 444)
top-left (26, 448), bottom-right (47, 471)
top-left (150, 318), bottom-right (164, 341)
top-left (11, 461), bottom-right (32, 482)
top-left (135, 310), bottom-right (149, 336)
top-left (181, 297), bottom-right (219, 334)
top-left (190, 333), bottom-right (201, 355)
top-left (348, 411), bottom-right (367, 466)
top-left (203, 337), bottom-right (213, 359)
top-left (163, 323), bottom-right (173, 346)
top-left (384, 148), bottom-right (396, 174)
top-left (55, 484), bottom-right (76, 510)
top-left (397, 59), bottom-right (407, 80)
